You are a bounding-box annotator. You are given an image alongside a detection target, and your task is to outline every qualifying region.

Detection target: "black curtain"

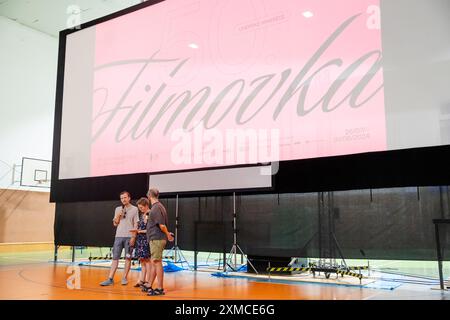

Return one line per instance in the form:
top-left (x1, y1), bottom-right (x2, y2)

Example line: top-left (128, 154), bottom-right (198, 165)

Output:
top-left (55, 186), bottom-right (450, 260)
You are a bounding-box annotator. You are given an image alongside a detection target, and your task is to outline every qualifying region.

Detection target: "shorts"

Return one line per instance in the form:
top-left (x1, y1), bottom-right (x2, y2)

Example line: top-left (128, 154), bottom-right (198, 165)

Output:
top-left (150, 240), bottom-right (167, 260)
top-left (112, 237), bottom-right (132, 260)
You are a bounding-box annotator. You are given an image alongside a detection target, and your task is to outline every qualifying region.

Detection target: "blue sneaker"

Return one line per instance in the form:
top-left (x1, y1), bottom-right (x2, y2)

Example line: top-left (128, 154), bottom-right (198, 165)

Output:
top-left (121, 278), bottom-right (128, 285)
top-left (100, 278), bottom-right (114, 286)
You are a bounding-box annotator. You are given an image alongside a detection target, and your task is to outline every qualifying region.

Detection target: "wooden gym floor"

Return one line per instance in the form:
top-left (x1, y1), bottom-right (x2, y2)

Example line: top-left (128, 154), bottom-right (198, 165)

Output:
top-left (0, 244), bottom-right (449, 300)
top-left (1, 262), bottom-right (377, 300)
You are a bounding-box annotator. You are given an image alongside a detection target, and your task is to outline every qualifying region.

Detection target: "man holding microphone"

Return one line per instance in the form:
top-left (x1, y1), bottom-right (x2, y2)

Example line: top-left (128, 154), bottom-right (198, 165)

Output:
top-left (100, 191), bottom-right (138, 286)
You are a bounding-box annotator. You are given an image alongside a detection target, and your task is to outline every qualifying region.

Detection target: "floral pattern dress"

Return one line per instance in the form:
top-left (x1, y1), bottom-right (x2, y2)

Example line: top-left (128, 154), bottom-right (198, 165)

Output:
top-left (134, 212), bottom-right (150, 259)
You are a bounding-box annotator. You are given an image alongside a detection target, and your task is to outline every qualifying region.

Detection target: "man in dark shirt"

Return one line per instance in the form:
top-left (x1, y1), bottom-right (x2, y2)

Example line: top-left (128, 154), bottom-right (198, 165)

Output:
top-left (144, 188), bottom-right (174, 296)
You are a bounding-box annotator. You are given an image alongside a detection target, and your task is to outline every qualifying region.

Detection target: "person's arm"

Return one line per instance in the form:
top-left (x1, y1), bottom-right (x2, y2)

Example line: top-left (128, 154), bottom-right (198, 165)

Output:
top-left (153, 207), bottom-right (174, 241)
top-left (130, 229), bottom-right (147, 234)
top-left (129, 211), bottom-right (140, 245)
top-left (158, 224), bottom-right (174, 241)
top-left (133, 211), bottom-right (139, 230)
top-left (112, 209), bottom-right (122, 227)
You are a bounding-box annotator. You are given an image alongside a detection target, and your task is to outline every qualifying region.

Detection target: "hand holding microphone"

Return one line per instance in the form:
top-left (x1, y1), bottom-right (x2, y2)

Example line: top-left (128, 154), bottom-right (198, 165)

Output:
top-left (114, 205), bottom-right (126, 226)
top-left (121, 205), bottom-right (127, 219)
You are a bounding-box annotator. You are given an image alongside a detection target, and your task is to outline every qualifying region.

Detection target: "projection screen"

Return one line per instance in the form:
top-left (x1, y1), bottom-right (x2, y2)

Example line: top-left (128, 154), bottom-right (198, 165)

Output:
top-left (57, 0), bottom-right (450, 180)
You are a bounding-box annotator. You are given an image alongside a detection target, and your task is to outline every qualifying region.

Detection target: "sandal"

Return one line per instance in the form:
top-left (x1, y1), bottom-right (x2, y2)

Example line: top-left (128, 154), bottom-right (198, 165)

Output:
top-left (147, 288), bottom-right (165, 296)
top-left (141, 284), bottom-right (152, 293)
top-left (134, 281), bottom-right (145, 288)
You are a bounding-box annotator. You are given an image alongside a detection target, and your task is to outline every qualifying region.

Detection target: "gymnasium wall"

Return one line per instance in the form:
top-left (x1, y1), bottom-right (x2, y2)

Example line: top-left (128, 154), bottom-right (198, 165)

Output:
top-left (0, 16), bottom-right (57, 191)
top-left (0, 189), bottom-right (55, 243)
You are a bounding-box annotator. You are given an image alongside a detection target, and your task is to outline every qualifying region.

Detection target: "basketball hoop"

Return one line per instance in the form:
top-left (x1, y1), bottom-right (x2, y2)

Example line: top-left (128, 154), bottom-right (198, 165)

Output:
top-left (18, 157), bottom-right (52, 189)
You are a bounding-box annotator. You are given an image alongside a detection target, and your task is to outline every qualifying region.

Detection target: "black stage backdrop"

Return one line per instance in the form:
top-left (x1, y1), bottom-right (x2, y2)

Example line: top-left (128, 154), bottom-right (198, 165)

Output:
top-left (51, 144), bottom-right (450, 202)
top-left (55, 186), bottom-right (450, 260)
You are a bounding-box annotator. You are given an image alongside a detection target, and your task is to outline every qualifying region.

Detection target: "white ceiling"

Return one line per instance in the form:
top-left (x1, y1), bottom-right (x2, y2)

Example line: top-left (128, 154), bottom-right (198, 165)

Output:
top-left (0, 0), bottom-right (144, 38)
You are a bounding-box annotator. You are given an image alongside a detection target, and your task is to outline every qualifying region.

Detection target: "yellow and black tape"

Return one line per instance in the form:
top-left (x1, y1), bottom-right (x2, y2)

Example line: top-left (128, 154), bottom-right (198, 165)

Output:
top-left (347, 266), bottom-right (369, 271)
top-left (88, 256), bottom-right (138, 261)
top-left (266, 267), bottom-right (365, 280)
top-left (267, 267), bottom-right (312, 273)
top-left (89, 256), bottom-right (111, 260)
top-left (336, 270), bottom-right (363, 279)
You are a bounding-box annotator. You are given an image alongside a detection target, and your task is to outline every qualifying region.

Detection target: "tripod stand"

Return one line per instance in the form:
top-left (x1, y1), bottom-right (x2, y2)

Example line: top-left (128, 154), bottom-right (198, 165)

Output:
top-left (166, 194), bottom-right (191, 269)
top-left (226, 192), bottom-right (258, 274)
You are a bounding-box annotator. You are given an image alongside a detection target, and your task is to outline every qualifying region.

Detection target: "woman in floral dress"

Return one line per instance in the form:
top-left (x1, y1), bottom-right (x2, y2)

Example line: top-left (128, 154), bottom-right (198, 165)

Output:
top-left (132, 197), bottom-right (151, 288)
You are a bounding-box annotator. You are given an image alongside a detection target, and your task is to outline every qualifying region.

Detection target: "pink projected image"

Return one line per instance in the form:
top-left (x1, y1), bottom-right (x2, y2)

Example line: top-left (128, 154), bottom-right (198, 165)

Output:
top-left (91, 0), bottom-right (385, 177)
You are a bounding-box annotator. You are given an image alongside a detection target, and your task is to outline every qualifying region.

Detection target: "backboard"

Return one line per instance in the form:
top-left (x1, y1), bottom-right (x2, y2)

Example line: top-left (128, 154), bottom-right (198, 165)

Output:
top-left (20, 157), bottom-right (52, 188)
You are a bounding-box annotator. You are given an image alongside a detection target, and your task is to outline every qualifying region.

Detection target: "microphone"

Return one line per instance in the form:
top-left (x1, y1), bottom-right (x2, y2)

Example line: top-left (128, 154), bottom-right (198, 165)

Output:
top-left (122, 204), bottom-right (127, 218)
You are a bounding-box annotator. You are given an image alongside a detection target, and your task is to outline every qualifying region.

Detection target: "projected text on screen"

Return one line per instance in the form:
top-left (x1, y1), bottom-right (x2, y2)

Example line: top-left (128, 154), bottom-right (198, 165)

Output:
top-left (61, 0), bottom-right (387, 179)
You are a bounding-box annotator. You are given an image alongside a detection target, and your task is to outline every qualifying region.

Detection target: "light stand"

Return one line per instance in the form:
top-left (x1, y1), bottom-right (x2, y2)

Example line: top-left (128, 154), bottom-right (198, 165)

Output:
top-left (166, 194), bottom-right (190, 269)
top-left (317, 191), bottom-right (347, 270)
top-left (226, 192), bottom-right (258, 274)
top-left (296, 192), bottom-right (349, 278)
